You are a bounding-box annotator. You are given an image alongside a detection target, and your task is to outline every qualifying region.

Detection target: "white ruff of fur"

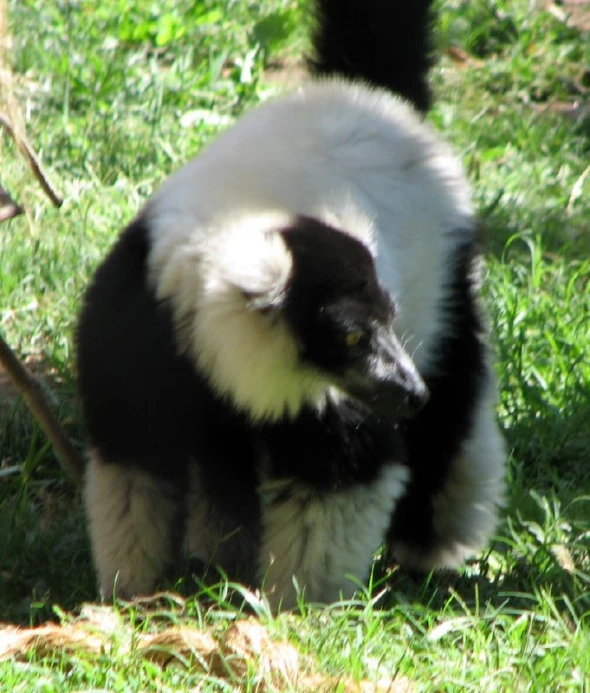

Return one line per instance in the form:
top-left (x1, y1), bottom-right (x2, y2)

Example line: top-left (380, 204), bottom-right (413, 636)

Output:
top-left (258, 464), bottom-right (410, 610)
top-left (150, 211), bottom-right (333, 421)
top-left (84, 451), bottom-right (179, 598)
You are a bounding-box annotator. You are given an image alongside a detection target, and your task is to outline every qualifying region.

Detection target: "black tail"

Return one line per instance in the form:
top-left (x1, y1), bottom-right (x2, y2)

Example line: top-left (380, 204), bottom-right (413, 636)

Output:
top-left (309, 0), bottom-right (436, 113)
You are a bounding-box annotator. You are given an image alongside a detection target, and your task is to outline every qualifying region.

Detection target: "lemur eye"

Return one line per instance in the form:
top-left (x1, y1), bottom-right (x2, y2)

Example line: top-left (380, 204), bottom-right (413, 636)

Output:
top-left (345, 330), bottom-right (364, 347)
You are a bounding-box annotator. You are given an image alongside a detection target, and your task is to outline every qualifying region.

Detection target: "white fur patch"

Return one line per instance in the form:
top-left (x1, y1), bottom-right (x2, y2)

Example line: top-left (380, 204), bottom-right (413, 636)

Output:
top-left (258, 464), bottom-right (409, 610)
top-left (84, 452), bottom-right (179, 598)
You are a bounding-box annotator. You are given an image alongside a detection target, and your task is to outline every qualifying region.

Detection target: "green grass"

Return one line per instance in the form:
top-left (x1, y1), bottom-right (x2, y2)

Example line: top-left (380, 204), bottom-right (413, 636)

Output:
top-left (1, 0), bottom-right (589, 690)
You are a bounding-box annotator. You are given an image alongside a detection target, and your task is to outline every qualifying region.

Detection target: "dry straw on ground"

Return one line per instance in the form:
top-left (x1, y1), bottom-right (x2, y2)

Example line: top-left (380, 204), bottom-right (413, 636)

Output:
top-left (0, 602), bottom-right (413, 692)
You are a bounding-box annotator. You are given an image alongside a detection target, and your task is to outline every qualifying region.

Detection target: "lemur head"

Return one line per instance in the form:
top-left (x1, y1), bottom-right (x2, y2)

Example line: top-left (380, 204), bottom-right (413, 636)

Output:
top-left (162, 213), bottom-right (428, 422)
top-left (278, 217), bottom-right (428, 418)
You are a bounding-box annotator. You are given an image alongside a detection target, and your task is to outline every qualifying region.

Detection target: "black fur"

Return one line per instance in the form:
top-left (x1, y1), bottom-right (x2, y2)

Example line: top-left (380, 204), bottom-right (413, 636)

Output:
top-left (77, 217), bottom-right (198, 481)
top-left (261, 400), bottom-right (406, 491)
top-left (310, 0), bottom-right (435, 113)
top-left (280, 217), bottom-right (391, 373)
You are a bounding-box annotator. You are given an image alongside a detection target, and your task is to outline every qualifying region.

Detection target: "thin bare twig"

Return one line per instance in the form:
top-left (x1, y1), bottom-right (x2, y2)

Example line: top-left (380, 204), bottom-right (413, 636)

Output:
top-left (0, 0), bottom-right (81, 482)
top-left (0, 112), bottom-right (63, 208)
top-left (0, 334), bottom-right (84, 482)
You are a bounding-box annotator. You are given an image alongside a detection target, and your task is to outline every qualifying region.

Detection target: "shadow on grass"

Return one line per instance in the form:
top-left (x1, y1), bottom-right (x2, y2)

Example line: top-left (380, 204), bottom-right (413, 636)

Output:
top-left (0, 356), bottom-right (93, 625)
top-left (0, 485), bottom-right (95, 625)
top-left (380, 537), bottom-right (590, 628)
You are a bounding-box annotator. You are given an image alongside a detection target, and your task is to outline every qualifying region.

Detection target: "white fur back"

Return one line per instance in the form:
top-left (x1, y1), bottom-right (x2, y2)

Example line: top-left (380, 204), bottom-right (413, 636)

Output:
top-left (146, 80), bottom-right (475, 415)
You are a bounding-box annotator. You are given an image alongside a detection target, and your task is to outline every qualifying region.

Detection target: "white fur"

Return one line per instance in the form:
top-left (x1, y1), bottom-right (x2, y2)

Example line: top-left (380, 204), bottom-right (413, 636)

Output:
top-left (258, 464), bottom-right (409, 610)
top-left (84, 452), bottom-right (179, 598)
top-left (146, 80), bottom-right (475, 417)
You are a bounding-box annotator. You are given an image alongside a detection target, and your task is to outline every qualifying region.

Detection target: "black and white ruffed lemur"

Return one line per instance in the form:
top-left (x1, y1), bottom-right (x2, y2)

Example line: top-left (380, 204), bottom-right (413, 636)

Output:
top-left (76, 0), bottom-right (505, 609)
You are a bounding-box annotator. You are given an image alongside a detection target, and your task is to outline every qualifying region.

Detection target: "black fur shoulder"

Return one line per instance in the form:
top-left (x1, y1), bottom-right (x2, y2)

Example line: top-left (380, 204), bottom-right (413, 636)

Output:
top-left (76, 218), bottom-right (199, 476)
top-left (309, 0), bottom-right (436, 112)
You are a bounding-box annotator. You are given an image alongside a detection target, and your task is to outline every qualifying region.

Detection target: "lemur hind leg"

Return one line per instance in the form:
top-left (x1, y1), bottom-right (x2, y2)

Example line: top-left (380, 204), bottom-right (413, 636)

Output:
top-left (389, 376), bottom-right (505, 570)
top-left (388, 241), bottom-right (505, 570)
top-left (84, 451), bottom-right (185, 599)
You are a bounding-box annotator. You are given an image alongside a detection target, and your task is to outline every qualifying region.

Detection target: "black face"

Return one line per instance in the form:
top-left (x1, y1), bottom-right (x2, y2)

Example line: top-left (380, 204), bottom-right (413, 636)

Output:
top-left (280, 217), bottom-right (429, 419)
